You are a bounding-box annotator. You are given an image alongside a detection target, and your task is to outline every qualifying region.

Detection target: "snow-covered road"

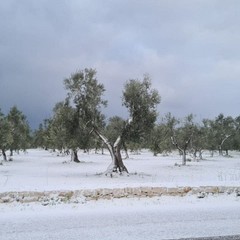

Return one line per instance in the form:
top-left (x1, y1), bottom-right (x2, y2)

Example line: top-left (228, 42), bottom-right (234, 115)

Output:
top-left (1, 196), bottom-right (240, 240)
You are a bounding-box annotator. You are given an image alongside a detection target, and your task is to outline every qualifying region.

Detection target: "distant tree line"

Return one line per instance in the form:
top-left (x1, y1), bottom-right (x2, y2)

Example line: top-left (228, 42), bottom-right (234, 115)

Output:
top-left (148, 113), bottom-right (240, 165)
top-left (1, 68), bottom-right (240, 171)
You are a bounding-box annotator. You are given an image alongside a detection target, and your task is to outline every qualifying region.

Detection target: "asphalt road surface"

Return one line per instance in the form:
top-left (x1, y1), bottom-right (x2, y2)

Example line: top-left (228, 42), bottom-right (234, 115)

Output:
top-left (177, 236), bottom-right (240, 240)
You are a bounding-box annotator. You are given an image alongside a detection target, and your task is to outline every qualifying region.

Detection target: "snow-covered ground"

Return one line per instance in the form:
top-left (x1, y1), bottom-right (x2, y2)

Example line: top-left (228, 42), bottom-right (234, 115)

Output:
top-left (1, 149), bottom-right (240, 192)
top-left (1, 195), bottom-right (240, 240)
top-left (1, 149), bottom-right (240, 240)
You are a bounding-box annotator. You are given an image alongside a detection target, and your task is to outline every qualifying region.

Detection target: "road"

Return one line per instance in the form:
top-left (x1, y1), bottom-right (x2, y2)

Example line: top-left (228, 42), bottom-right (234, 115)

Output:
top-left (178, 237), bottom-right (240, 240)
top-left (1, 197), bottom-right (240, 240)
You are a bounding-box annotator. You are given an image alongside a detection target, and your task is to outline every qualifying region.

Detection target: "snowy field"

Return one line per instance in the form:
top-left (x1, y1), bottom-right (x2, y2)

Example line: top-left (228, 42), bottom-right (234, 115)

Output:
top-left (1, 148), bottom-right (240, 192)
top-left (1, 149), bottom-right (240, 240)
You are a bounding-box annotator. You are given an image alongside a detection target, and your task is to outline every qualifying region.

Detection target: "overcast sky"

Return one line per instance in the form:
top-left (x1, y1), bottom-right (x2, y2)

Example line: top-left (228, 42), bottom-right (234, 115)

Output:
top-left (1, 0), bottom-right (240, 129)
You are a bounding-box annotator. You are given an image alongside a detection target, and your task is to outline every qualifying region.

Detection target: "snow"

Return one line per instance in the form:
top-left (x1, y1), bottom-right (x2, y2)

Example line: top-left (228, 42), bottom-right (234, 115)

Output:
top-left (1, 195), bottom-right (240, 239)
top-left (0, 149), bottom-right (240, 192)
top-left (1, 149), bottom-right (240, 239)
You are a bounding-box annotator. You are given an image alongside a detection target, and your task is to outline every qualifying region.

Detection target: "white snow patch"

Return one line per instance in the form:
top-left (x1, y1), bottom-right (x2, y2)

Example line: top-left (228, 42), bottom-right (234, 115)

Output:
top-left (0, 149), bottom-right (240, 193)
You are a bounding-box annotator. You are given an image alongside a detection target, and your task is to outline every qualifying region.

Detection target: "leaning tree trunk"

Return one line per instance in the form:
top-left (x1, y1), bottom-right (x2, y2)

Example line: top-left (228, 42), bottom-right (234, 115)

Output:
top-left (219, 135), bottom-right (232, 156)
top-left (113, 137), bottom-right (128, 173)
top-left (93, 129), bottom-right (128, 175)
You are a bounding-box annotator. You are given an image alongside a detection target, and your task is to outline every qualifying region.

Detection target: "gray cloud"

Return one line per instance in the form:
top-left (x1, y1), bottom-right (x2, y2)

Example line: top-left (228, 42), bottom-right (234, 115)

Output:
top-left (1, 0), bottom-right (240, 128)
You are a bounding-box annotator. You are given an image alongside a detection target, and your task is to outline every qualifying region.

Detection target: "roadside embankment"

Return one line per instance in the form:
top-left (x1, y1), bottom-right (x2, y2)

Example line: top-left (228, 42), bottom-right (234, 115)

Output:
top-left (1, 186), bottom-right (240, 205)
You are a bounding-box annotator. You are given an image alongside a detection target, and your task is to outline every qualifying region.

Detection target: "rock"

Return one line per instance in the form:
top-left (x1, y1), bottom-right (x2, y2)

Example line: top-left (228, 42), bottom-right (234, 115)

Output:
top-left (82, 190), bottom-right (94, 198)
top-left (42, 201), bottom-right (49, 206)
top-left (235, 191), bottom-right (240, 197)
top-left (197, 192), bottom-right (206, 199)
top-left (113, 189), bottom-right (126, 198)
top-left (131, 188), bottom-right (142, 196)
top-left (1, 197), bottom-right (11, 203)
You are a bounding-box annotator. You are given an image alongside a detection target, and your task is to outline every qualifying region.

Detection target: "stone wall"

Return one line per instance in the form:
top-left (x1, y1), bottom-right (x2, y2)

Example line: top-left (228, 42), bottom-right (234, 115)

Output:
top-left (0, 186), bottom-right (240, 205)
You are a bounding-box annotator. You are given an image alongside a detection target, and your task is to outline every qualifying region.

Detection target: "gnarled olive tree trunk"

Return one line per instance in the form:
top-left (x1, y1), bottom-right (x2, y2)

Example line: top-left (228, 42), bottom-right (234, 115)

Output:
top-left (218, 134), bottom-right (232, 156)
top-left (171, 136), bottom-right (191, 166)
top-left (93, 129), bottom-right (128, 175)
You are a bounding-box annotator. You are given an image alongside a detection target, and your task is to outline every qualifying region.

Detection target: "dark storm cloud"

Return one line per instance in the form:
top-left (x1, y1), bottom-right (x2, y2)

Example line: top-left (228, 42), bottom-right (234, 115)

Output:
top-left (1, 0), bottom-right (240, 128)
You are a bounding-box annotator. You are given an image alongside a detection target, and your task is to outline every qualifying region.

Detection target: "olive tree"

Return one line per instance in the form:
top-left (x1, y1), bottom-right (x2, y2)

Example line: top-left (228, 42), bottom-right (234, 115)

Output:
top-left (7, 106), bottom-right (31, 156)
top-left (93, 75), bottom-right (160, 175)
top-left (48, 101), bottom-right (77, 156)
top-left (149, 118), bottom-right (173, 156)
top-left (32, 121), bottom-right (50, 149)
top-left (203, 114), bottom-right (236, 156)
top-left (189, 123), bottom-right (207, 160)
top-left (63, 68), bottom-right (107, 161)
top-left (0, 109), bottom-right (13, 162)
top-left (168, 114), bottom-right (196, 165)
